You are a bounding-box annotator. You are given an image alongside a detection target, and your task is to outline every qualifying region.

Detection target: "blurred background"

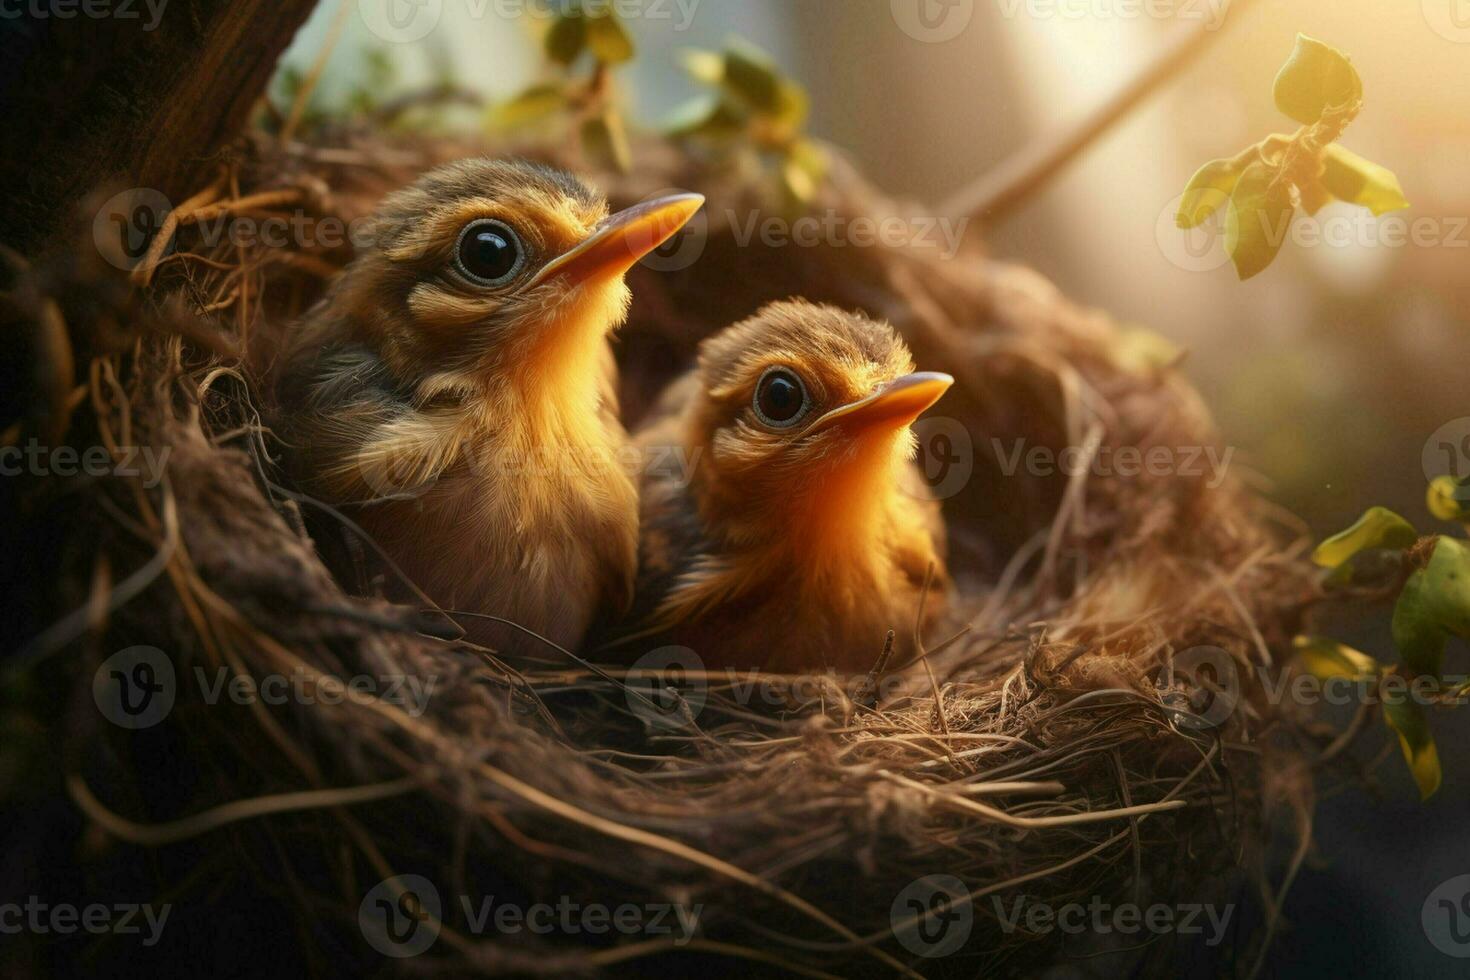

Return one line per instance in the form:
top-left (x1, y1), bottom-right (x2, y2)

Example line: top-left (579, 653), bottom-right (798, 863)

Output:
top-left (278, 2), bottom-right (1470, 975)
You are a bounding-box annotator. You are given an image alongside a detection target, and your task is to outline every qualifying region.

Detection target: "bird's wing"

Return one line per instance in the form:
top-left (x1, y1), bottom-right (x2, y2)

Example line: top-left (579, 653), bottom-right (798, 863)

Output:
top-left (275, 342), bottom-right (462, 504)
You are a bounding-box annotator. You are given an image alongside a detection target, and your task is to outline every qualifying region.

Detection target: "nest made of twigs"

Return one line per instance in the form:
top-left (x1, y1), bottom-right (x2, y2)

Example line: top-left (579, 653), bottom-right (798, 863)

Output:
top-left (4, 125), bottom-right (1319, 978)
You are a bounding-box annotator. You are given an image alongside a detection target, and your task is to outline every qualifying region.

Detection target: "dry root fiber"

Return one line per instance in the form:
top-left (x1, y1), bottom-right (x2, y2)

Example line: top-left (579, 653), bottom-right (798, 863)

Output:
top-left (3, 125), bottom-right (1320, 978)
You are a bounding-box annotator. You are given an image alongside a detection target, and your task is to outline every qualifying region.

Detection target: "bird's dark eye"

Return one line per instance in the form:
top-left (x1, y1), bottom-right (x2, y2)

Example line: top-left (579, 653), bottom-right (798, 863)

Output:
top-left (753, 367), bottom-right (811, 429)
top-left (455, 219), bottom-right (525, 286)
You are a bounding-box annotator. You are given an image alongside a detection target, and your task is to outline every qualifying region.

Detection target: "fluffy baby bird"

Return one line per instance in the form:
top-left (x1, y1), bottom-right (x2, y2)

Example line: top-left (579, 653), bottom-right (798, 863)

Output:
top-left (276, 158), bottom-right (703, 649)
top-left (624, 301), bottom-right (954, 672)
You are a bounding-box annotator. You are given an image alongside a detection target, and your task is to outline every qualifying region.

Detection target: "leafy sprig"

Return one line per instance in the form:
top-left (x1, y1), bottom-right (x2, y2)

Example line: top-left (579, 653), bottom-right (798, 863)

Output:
top-left (665, 39), bottom-right (828, 210)
top-left (1302, 490), bottom-right (1470, 799)
top-left (1177, 35), bottom-right (1408, 280)
top-left (490, 2), bottom-right (637, 173)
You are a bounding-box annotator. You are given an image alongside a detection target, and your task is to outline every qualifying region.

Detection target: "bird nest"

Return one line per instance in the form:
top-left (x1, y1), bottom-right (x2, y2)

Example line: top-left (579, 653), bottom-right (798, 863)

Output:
top-left (9, 126), bottom-right (1319, 977)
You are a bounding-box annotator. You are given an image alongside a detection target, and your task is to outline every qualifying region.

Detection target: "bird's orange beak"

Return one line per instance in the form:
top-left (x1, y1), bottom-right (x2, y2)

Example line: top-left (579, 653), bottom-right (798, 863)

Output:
top-left (529, 193), bottom-right (705, 288)
top-left (808, 371), bottom-right (954, 436)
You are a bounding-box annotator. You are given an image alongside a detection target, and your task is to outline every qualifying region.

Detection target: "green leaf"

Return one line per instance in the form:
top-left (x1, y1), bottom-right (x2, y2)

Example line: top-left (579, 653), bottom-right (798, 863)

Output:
top-left (663, 95), bottom-right (748, 140)
top-left (788, 138), bottom-right (828, 185)
top-left (1225, 161), bottom-right (1295, 280)
top-left (1273, 34), bottom-right (1363, 126)
top-left (1393, 568), bottom-right (1448, 678)
top-left (1112, 326), bottom-right (1183, 374)
top-left (546, 12), bottom-right (587, 65)
top-left (1177, 158), bottom-right (1242, 229)
top-left (1382, 696), bottom-right (1442, 800)
top-left (1293, 635), bottom-right (1380, 681)
top-left (1421, 536), bottom-right (1470, 638)
top-left (488, 84), bottom-right (568, 130)
top-left (771, 81), bottom-right (810, 132)
top-left (679, 48), bottom-right (726, 85)
top-left (1428, 476), bottom-right (1470, 523)
top-left (723, 41), bottom-right (782, 112)
top-left (581, 110), bottom-right (632, 174)
top-left (1312, 506), bottom-right (1418, 568)
top-left (586, 13), bottom-right (634, 65)
top-left (780, 156), bottom-right (817, 205)
top-left (1321, 144), bottom-right (1409, 216)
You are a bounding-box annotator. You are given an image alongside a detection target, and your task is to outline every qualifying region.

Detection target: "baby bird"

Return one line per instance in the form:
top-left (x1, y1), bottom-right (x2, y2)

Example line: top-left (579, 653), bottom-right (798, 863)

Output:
top-left (624, 301), bottom-right (953, 672)
top-left (276, 158), bottom-right (703, 650)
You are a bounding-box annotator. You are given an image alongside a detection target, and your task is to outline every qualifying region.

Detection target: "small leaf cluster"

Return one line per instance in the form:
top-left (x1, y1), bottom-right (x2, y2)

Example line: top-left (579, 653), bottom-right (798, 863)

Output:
top-left (1302, 489), bottom-right (1470, 800)
top-left (1177, 35), bottom-right (1408, 280)
top-left (665, 40), bottom-right (828, 210)
top-left (491, 2), bottom-right (637, 173)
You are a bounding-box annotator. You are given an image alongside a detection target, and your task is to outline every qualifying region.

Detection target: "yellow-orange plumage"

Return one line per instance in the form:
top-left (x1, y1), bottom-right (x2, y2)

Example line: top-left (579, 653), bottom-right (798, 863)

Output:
top-left (275, 158), bottom-right (702, 650)
top-left (621, 300), bottom-right (952, 672)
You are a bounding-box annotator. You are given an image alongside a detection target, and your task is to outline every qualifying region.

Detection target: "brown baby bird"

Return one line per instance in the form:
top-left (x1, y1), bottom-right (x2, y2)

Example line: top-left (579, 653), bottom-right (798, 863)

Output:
top-left (276, 158), bottom-right (703, 649)
top-left (622, 301), bottom-right (953, 672)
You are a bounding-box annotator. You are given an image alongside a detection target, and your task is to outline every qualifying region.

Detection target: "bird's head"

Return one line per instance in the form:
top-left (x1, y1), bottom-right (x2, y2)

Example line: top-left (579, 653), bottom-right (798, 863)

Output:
top-left (334, 158), bottom-right (702, 397)
top-left (684, 301), bottom-right (952, 547)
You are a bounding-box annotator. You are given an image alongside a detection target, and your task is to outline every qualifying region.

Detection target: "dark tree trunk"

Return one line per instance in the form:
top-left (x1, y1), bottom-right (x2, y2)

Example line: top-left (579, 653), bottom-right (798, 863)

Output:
top-left (0, 0), bottom-right (320, 258)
